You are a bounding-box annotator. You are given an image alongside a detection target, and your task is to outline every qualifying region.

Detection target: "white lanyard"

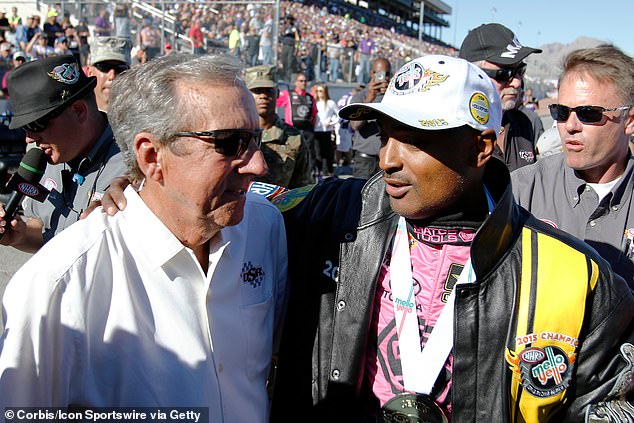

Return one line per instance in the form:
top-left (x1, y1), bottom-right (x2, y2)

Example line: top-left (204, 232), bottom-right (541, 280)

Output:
top-left (390, 188), bottom-right (495, 394)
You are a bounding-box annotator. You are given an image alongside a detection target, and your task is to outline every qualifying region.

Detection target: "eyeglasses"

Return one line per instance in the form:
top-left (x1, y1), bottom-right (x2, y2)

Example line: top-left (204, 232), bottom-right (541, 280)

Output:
top-left (481, 63), bottom-right (526, 84)
top-left (549, 104), bottom-right (632, 124)
top-left (24, 105), bottom-right (68, 132)
top-left (93, 62), bottom-right (130, 74)
top-left (171, 128), bottom-right (262, 157)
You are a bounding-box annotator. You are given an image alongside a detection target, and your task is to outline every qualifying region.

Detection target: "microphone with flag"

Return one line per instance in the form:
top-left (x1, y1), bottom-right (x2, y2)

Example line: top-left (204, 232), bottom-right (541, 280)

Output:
top-left (0, 148), bottom-right (50, 241)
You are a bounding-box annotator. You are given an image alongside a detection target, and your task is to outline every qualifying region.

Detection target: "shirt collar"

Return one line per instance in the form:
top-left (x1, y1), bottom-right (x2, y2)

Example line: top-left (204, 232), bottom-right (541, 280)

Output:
top-left (563, 154), bottom-right (634, 208)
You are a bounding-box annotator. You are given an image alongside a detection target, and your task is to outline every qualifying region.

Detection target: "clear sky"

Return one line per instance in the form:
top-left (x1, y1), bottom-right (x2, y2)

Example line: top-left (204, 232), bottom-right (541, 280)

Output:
top-left (435, 0), bottom-right (633, 55)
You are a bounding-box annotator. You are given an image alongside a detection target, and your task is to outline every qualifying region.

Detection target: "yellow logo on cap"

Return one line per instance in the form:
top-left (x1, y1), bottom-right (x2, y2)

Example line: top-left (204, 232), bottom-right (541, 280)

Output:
top-left (469, 92), bottom-right (490, 125)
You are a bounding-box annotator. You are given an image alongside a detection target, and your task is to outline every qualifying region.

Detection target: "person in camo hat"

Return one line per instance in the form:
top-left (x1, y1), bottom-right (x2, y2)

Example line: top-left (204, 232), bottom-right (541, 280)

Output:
top-left (246, 64), bottom-right (312, 188)
top-left (86, 36), bottom-right (131, 112)
top-left (0, 55), bottom-right (125, 252)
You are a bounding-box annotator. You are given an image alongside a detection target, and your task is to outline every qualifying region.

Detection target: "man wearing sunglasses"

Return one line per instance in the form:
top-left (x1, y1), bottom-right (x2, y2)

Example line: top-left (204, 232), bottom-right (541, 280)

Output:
top-left (86, 36), bottom-right (131, 112)
top-left (0, 55), bottom-right (126, 252)
top-left (0, 54), bottom-right (287, 419)
top-left (459, 23), bottom-right (541, 171)
top-left (512, 45), bottom-right (634, 286)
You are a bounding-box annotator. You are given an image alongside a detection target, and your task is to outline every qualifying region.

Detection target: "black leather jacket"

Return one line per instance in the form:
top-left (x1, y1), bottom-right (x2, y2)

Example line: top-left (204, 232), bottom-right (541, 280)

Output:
top-left (271, 159), bottom-right (634, 422)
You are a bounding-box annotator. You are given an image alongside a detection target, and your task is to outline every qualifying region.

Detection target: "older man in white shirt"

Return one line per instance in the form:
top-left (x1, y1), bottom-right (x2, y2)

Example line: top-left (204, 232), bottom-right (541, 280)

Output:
top-left (0, 54), bottom-right (287, 423)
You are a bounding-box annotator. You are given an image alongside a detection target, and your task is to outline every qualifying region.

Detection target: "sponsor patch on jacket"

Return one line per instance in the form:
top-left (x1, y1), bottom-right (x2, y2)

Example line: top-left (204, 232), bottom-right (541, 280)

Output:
top-left (268, 184), bottom-right (316, 212)
top-left (506, 346), bottom-right (576, 398)
top-left (248, 181), bottom-right (287, 200)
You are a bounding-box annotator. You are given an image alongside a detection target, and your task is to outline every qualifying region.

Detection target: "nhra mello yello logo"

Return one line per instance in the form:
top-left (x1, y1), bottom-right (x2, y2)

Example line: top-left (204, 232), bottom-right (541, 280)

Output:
top-left (506, 344), bottom-right (575, 398)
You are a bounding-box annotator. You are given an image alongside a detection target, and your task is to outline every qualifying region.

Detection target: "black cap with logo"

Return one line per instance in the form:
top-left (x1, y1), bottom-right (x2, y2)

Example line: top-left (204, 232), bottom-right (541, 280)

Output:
top-left (8, 55), bottom-right (96, 129)
top-left (459, 23), bottom-right (542, 66)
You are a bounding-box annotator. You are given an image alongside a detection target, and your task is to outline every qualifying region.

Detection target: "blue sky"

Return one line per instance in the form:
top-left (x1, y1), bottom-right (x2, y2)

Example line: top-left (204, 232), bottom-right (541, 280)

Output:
top-left (436, 0), bottom-right (633, 55)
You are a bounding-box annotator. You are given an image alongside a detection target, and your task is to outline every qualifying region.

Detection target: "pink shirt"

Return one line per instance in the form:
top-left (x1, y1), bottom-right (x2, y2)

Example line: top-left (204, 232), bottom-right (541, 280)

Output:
top-left (366, 224), bottom-right (476, 418)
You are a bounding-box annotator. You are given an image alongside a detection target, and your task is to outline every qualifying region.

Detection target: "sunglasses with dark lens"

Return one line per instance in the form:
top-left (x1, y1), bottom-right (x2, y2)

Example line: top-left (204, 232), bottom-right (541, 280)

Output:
top-left (24, 105), bottom-right (68, 132)
top-left (93, 62), bottom-right (130, 74)
top-left (481, 63), bottom-right (527, 84)
top-left (172, 128), bottom-right (263, 157)
top-left (549, 104), bottom-right (632, 124)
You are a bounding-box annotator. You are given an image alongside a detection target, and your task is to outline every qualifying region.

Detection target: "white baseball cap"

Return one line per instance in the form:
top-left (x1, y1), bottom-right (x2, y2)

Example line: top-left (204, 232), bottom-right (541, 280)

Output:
top-left (340, 55), bottom-right (502, 134)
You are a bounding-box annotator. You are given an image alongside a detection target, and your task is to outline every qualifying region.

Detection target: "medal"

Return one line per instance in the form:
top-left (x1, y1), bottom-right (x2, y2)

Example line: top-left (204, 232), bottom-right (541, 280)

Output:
top-left (381, 393), bottom-right (448, 423)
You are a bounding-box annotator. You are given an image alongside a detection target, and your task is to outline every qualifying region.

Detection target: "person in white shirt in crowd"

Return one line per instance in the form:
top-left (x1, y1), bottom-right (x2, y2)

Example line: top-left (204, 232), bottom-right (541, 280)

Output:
top-left (313, 83), bottom-right (339, 176)
top-left (0, 53), bottom-right (288, 422)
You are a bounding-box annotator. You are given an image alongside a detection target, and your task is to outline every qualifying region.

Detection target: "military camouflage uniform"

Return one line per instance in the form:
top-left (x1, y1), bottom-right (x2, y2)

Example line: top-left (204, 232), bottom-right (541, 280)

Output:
top-left (257, 117), bottom-right (312, 188)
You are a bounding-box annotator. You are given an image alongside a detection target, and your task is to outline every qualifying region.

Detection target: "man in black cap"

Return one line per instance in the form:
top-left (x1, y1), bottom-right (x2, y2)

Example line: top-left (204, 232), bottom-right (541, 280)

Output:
top-left (0, 55), bottom-right (125, 252)
top-left (459, 23), bottom-right (541, 171)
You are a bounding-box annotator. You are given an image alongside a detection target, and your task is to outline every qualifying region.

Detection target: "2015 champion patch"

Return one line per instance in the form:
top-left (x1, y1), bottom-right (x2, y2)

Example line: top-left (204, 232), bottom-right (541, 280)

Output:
top-left (507, 346), bottom-right (575, 398)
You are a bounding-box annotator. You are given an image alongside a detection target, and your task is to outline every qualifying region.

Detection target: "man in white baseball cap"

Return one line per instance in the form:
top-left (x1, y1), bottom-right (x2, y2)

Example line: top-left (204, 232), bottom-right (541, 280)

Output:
top-left (268, 54), bottom-right (633, 421)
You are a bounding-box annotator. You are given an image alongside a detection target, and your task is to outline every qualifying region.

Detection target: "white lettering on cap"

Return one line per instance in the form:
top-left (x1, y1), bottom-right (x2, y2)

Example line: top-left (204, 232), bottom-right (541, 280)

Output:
top-left (500, 36), bottom-right (523, 59)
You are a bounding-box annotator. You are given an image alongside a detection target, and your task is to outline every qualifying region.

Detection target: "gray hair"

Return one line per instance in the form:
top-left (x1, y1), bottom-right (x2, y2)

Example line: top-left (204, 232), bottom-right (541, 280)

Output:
top-left (109, 53), bottom-right (246, 180)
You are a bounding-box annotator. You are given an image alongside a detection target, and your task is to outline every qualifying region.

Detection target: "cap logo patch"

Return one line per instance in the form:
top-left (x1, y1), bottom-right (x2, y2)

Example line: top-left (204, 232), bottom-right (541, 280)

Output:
top-left (419, 67), bottom-right (450, 92)
top-left (469, 92), bottom-right (490, 125)
top-left (392, 62), bottom-right (423, 95)
top-left (47, 62), bottom-right (80, 85)
top-left (501, 36), bottom-right (523, 59)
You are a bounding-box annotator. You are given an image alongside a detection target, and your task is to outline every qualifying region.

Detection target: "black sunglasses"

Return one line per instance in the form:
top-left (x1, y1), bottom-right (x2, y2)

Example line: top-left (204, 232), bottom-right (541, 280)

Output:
top-left (24, 105), bottom-right (68, 132)
top-left (481, 63), bottom-right (526, 84)
top-left (549, 104), bottom-right (632, 124)
top-left (93, 62), bottom-right (130, 74)
top-left (171, 128), bottom-right (263, 157)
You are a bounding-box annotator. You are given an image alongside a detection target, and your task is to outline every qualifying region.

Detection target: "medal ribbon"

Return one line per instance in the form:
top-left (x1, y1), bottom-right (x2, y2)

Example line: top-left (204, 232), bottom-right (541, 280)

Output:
top-left (390, 188), bottom-right (495, 394)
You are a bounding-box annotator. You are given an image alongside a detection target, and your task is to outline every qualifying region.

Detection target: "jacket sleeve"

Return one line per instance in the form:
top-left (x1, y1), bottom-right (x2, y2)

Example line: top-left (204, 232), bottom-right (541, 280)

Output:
top-left (560, 264), bottom-right (634, 421)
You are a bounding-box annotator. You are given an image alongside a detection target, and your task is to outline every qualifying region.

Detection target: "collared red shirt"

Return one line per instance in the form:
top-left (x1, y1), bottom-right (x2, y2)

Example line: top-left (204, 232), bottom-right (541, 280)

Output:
top-left (0, 187), bottom-right (288, 422)
top-left (23, 121), bottom-right (127, 244)
top-left (511, 153), bottom-right (634, 283)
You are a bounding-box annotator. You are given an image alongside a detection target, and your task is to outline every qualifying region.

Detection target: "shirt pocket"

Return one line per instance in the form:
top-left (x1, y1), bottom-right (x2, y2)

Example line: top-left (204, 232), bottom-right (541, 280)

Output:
top-left (240, 293), bottom-right (274, 381)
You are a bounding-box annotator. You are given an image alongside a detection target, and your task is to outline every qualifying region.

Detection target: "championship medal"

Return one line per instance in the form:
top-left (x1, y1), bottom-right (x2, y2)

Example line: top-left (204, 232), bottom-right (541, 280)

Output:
top-left (381, 393), bottom-right (448, 423)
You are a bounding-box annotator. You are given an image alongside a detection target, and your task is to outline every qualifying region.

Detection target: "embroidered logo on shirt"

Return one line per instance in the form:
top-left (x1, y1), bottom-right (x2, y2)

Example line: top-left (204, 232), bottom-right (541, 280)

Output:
top-left (241, 261), bottom-right (265, 288)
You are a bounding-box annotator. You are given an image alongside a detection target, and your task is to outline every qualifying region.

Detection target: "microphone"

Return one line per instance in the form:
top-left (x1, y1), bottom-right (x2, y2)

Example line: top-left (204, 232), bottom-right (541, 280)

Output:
top-left (0, 148), bottom-right (49, 240)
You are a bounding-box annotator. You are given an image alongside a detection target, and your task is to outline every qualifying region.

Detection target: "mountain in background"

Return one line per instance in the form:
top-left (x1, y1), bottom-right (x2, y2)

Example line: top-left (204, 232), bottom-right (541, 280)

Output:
top-left (525, 36), bottom-right (606, 81)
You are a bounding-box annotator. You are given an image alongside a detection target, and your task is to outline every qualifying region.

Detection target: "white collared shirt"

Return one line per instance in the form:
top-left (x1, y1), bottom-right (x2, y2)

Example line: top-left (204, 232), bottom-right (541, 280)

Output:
top-left (0, 186), bottom-right (288, 423)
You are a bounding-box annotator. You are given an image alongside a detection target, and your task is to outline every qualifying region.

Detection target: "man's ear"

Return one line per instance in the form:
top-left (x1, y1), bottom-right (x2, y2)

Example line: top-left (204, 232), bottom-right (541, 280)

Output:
top-left (474, 128), bottom-right (496, 168)
top-left (134, 133), bottom-right (163, 182)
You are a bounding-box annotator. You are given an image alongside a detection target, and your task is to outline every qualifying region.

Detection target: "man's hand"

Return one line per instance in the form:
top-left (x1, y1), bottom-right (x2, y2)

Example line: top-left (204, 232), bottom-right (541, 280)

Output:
top-left (0, 203), bottom-right (27, 246)
top-left (364, 79), bottom-right (389, 103)
top-left (0, 204), bottom-right (44, 253)
top-left (101, 176), bottom-right (132, 216)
